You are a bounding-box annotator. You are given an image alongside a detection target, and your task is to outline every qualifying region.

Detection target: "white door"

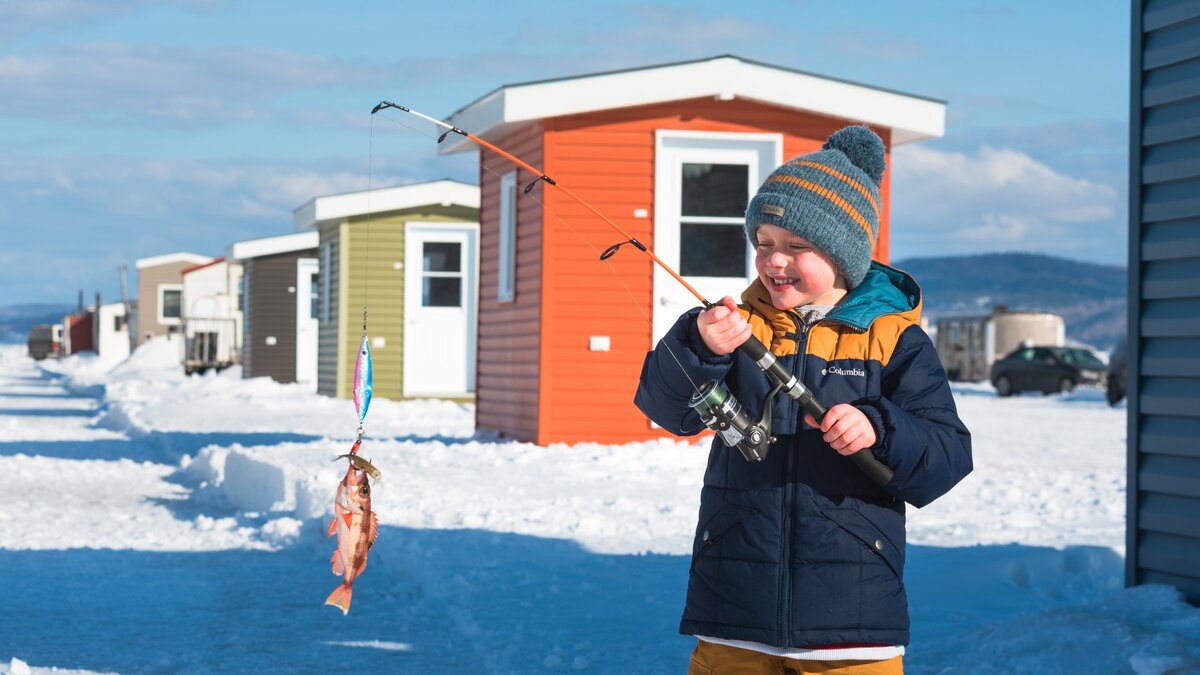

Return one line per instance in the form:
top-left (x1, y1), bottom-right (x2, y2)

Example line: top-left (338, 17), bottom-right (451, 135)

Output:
top-left (404, 223), bottom-right (479, 396)
top-left (295, 258), bottom-right (319, 390)
top-left (652, 131), bottom-right (783, 342)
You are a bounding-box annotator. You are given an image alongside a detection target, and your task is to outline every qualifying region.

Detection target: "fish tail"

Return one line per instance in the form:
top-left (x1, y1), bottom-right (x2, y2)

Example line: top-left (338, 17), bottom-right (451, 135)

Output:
top-left (325, 582), bottom-right (353, 615)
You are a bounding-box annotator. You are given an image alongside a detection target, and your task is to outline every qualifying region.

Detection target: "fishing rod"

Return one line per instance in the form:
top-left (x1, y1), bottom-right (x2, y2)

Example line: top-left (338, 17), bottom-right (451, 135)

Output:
top-left (371, 101), bottom-right (893, 487)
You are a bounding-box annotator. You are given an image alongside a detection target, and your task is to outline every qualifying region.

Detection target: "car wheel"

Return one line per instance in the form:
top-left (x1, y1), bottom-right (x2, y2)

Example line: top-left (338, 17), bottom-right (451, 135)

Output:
top-left (995, 375), bottom-right (1013, 397)
top-left (1058, 376), bottom-right (1074, 394)
top-left (1107, 378), bottom-right (1124, 406)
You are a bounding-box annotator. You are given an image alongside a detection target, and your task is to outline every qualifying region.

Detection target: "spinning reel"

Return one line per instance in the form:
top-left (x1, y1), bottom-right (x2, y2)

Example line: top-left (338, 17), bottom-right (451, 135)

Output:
top-left (689, 379), bottom-right (784, 462)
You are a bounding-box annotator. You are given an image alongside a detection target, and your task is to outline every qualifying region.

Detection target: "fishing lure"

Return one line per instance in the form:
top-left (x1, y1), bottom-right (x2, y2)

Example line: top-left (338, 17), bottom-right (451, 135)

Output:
top-left (353, 334), bottom-right (373, 430)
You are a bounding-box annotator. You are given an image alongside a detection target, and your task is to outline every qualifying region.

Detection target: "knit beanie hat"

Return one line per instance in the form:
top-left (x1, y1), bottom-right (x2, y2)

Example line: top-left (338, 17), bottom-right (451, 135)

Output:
top-left (744, 125), bottom-right (885, 289)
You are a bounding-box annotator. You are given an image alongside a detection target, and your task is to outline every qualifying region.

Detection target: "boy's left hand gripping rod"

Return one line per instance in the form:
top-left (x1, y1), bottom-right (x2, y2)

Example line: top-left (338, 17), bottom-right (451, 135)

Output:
top-left (738, 335), bottom-right (895, 486)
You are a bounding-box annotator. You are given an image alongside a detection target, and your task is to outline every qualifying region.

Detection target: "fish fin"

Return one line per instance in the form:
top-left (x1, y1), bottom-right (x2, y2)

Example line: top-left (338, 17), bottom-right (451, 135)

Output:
top-left (325, 583), bottom-right (352, 615)
top-left (368, 512), bottom-right (380, 546)
top-left (327, 515), bottom-right (338, 538)
top-left (330, 550), bottom-right (344, 577)
top-left (342, 512), bottom-right (354, 530)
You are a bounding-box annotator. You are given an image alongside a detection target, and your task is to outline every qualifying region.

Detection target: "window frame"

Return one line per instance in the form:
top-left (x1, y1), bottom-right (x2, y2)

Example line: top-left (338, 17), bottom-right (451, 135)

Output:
top-left (497, 171), bottom-right (517, 303)
top-left (158, 284), bottom-right (183, 325)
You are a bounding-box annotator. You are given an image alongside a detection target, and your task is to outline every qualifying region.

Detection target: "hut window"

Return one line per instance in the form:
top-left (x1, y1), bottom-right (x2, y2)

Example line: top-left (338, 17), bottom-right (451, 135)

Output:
top-left (679, 163), bottom-right (749, 277)
top-left (158, 284), bottom-right (183, 324)
top-left (321, 243), bottom-right (331, 322)
top-left (311, 273), bottom-right (320, 319)
top-left (498, 171), bottom-right (517, 302)
top-left (422, 241), bottom-right (463, 307)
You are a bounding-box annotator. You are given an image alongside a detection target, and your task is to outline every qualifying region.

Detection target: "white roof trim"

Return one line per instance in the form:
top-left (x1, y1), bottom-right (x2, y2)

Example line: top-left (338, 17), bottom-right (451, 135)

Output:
top-left (293, 179), bottom-right (480, 229)
top-left (229, 231), bottom-right (319, 260)
top-left (442, 55), bottom-right (945, 153)
top-left (135, 252), bottom-right (211, 269)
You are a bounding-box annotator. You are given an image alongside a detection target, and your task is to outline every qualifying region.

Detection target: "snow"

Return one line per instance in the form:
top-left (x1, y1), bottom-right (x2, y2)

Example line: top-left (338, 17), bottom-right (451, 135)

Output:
top-left (1, 340), bottom-right (1198, 674)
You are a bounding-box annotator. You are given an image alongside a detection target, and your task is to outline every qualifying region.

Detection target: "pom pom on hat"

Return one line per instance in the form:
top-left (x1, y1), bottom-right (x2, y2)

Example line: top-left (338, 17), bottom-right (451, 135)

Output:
top-left (822, 125), bottom-right (886, 185)
top-left (743, 125), bottom-right (886, 289)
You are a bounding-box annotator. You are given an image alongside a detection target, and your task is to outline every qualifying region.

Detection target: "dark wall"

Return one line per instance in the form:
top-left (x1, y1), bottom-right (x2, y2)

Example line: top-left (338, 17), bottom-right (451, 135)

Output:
top-left (243, 251), bottom-right (313, 383)
top-left (1128, 0), bottom-right (1200, 605)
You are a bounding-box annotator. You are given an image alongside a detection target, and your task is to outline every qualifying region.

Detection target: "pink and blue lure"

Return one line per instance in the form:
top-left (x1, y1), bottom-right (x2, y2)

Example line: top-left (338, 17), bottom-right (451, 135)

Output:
top-left (347, 335), bottom-right (372, 457)
top-left (353, 335), bottom-right (373, 425)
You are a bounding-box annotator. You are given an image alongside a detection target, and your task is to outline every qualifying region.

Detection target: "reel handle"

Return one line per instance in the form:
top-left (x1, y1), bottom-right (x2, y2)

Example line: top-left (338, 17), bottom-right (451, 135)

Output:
top-left (738, 336), bottom-right (894, 486)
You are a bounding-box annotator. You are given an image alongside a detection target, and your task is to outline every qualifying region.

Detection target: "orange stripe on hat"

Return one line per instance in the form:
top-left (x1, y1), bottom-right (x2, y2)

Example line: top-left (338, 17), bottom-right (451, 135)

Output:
top-left (765, 175), bottom-right (877, 249)
top-left (790, 159), bottom-right (880, 217)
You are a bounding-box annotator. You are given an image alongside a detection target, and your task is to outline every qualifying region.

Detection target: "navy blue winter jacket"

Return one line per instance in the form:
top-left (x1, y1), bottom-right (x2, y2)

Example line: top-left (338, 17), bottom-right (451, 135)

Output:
top-left (634, 263), bottom-right (972, 648)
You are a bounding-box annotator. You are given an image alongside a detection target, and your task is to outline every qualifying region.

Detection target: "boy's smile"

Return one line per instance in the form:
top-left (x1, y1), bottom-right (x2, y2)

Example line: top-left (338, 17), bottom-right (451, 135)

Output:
top-left (754, 224), bottom-right (848, 310)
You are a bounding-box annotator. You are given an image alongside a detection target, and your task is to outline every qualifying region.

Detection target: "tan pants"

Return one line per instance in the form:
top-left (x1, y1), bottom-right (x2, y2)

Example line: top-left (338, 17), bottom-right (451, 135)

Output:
top-left (687, 639), bottom-right (904, 675)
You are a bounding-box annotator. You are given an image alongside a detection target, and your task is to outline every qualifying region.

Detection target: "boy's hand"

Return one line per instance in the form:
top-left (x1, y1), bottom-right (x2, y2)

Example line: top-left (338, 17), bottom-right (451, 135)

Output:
top-left (804, 404), bottom-right (877, 456)
top-left (697, 296), bottom-right (752, 355)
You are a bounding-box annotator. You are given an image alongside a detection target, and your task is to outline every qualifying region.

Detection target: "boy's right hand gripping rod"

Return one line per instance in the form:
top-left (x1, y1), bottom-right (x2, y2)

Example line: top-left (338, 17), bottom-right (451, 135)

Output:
top-left (738, 335), bottom-right (895, 486)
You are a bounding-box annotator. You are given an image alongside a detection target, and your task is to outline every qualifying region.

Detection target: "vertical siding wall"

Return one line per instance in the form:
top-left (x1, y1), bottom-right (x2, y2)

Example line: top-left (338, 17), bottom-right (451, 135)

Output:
top-left (1129, 0), bottom-right (1200, 604)
top-left (317, 226), bottom-right (341, 397)
top-left (340, 216), bottom-right (405, 402)
top-left (244, 251), bottom-right (312, 383)
top-left (242, 259), bottom-right (255, 375)
top-left (532, 98), bottom-right (892, 444)
top-left (477, 123), bottom-right (545, 441)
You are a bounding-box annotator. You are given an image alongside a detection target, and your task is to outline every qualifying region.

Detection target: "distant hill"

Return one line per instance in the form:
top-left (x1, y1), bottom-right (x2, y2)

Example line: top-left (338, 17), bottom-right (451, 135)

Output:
top-left (0, 303), bottom-right (75, 344)
top-left (893, 253), bottom-right (1128, 349)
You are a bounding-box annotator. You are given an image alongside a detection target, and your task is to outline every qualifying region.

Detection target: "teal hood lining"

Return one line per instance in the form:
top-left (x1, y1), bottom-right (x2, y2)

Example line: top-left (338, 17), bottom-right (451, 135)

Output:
top-left (826, 262), bottom-right (922, 331)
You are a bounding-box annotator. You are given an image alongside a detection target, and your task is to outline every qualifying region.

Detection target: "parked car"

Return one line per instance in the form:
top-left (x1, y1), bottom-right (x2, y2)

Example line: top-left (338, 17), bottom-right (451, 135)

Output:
top-left (990, 345), bottom-right (1107, 396)
top-left (1107, 337), bottom-right (1127, 406)
top-left (26, 324), bottom-right (56, 360)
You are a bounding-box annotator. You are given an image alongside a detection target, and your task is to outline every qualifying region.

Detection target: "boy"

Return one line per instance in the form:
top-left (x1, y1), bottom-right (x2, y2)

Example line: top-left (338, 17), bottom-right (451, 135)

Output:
top-left (634, 126), bottom-right (972, 674)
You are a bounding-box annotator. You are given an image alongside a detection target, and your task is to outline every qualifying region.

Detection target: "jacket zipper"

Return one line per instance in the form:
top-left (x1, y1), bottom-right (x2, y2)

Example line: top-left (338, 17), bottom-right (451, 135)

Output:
top-left (778, 312), bottom-right (811, 646)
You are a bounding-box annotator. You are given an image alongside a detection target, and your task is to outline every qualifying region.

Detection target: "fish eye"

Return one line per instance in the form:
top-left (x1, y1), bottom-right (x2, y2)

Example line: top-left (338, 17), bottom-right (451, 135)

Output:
top-left (359, 484), bottom-right (370, 497)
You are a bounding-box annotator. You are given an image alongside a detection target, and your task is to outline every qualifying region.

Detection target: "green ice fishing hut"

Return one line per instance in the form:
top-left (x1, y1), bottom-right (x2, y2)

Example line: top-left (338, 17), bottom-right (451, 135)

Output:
top-left (293, 179), bottom-right (480, 402)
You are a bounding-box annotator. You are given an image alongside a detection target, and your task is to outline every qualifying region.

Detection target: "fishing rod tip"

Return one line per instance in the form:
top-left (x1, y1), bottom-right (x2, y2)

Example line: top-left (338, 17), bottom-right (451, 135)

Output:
top-left (371, 100), bottom-right (406, 115)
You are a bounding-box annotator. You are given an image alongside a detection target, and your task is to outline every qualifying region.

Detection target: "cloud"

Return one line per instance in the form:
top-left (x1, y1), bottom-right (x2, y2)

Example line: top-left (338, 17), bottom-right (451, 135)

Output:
top-left (890, 144), bottom-right (1122, 262)
top-left (819, 30), bottom-right (926, 61)
top-left (0, 149), bottom-right (471, 301)
top-left (0, 0), bottom-right (225, 46)
top-left (0, 42), bottom-right (382, 127)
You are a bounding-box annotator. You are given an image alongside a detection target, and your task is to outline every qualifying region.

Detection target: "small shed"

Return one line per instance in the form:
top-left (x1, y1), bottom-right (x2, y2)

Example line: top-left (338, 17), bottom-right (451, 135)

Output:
top-left (440, 54), bottom-right (946, 444)
top-left (229, 231), bottom-right (320, 387)
top-left (62, 309), bottom-right (95, 356)
top-left (936, 308), bottom-right (1065, 381)
top-left (96, 302), bottom-right (131, 362)
top-left (1129, 1), bottom-right (1200, 604)
top-left (293, 179), bottom-right (480, 401)
top-left (135, 252), bottom-right (211, 344)
top-left (180, 257), bottom-right (244, 374)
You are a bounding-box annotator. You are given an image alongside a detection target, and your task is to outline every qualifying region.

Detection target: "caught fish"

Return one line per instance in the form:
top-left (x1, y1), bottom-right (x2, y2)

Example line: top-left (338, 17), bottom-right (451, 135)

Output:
top-left (335, 453), bottom-right (381, 481)
top-left (353, 336), bottom-right (373, 424)
top-left (325, 461), bottom-right (379, 615)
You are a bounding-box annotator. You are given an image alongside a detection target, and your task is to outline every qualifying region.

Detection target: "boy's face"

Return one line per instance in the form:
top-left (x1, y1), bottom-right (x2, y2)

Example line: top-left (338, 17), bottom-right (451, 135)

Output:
top-left (753, 224), bottom-right (847, 310)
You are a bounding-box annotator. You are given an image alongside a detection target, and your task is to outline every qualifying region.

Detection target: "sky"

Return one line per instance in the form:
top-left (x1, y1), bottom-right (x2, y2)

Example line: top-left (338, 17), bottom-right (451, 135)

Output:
top-left (0, 0), bottom-right (1131, 304)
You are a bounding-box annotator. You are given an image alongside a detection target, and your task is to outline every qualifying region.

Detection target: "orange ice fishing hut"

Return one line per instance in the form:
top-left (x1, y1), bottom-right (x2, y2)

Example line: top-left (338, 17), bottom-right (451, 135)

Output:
top-left (439, 55), bottom-right (946, 445)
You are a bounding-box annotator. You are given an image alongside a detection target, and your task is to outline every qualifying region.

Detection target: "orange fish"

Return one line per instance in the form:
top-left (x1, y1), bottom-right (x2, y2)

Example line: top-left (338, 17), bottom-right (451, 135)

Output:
top-left (325, 461), bottom-right (379, 614)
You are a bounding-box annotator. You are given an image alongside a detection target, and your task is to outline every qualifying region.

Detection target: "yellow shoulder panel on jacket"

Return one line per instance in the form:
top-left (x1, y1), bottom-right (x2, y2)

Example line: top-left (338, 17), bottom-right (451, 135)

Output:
top-left (807, 308), bottom-right (920, 367)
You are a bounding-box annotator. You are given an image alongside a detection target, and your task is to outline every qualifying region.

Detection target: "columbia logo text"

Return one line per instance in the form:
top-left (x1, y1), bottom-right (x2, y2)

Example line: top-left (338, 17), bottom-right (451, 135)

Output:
top-left (822, 366), bottom-right (866, 377)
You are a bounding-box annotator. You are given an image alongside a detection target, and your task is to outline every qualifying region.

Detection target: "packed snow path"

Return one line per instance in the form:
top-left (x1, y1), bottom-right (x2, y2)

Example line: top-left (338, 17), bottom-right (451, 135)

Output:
top-left (1, 343), bottom-right (1198, 674)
